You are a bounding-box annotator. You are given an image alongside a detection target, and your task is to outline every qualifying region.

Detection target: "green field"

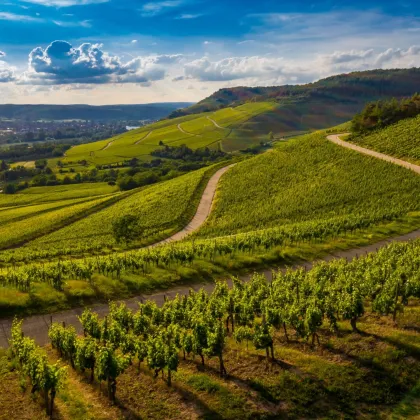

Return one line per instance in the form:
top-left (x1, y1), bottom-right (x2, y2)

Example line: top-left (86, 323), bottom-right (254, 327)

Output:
top-left (350, 114), bottom-right (420, 164)
top-left (61, 102), bottom-right (277, 168)
top-left (193, 130), bottom-right (420, 239)
top-left (19, 164), bottom-right (222, 255)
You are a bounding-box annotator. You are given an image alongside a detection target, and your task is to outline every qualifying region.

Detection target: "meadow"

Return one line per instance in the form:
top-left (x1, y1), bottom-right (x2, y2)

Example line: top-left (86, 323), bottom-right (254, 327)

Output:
top-left (350, 114), bottom-right (420, 164)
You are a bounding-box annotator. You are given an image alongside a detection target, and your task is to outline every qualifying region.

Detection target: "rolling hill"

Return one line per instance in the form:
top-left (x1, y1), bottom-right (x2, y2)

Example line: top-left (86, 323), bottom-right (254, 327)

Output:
top-left (60, 102), bottom-right (275, 168)
top-left (169, 68), bottom-right (420, 134)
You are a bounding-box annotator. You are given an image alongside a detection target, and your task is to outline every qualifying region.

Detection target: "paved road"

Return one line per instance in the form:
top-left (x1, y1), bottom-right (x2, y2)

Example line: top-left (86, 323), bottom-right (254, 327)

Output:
top-left (327, 134), bottom-right (420, 174)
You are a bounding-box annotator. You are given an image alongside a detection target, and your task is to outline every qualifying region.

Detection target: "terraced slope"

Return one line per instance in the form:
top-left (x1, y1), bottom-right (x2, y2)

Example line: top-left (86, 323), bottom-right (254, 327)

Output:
top-left (62, 102), bottom-right (276, 167)
top-left (193, 129), bottom-right (420, 239)
top-left (349, 115), bottom-right (420, 165)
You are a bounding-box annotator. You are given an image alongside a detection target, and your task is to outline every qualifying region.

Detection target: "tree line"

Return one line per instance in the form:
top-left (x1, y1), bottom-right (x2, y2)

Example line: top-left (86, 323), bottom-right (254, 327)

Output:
top-left (351, 93), bottom-right (420, 135)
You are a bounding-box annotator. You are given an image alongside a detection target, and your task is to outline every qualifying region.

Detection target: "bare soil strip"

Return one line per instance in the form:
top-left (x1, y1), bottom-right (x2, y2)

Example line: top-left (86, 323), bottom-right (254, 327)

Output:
top-left (206, 116), bottom-right (224, 129)
top-left (134, 130), bottom-right (153, 145)
top-left (327, 134), bottom-right (420, 174)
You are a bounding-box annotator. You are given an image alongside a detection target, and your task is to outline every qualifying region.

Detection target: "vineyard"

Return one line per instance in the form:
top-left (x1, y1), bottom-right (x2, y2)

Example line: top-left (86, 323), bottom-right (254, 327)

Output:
top-left (350, 115), bottom-right (420, 165)
top-left (193, 130), bottom-right (420, 238)
top-left (60, 102), bottom-right (276, 169)
top-left (5, 239), bottom-right (420, 418)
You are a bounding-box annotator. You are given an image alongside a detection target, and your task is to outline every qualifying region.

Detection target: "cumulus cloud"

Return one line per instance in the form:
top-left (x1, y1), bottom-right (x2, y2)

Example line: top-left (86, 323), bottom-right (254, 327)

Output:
top-left (20, 0), bottom-right (109, 6)
top-left (0, 51), bottom-right (5, 58)
top-left (0, 59), bottom-right (16, 83)
top-left (184, 56), bottom-right (287, 82)
top-left (375, 46), bottom-right (420, 66)
top-left (324, 49), bottom-right (375, 65)
top-left (17, 41), bottom-right (183, 86)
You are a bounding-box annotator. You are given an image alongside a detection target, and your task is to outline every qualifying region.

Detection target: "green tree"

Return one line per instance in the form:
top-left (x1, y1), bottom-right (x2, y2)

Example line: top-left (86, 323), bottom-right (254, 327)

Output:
top-left (112, 214), bottom-right (142, 244)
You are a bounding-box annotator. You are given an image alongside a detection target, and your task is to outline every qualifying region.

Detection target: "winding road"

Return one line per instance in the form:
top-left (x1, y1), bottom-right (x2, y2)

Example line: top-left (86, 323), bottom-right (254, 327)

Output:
top-left (102, 140), bottom-right (114, 150)
top-left (135, 130), bottom-right (153, 145)
top-left (177, 123), bottom-right (201, 137)
top-left (327, 134), bottom-right (420, 174)
top-left (2, 135), bottom-right (420, 347)
top-left (207, 116), bottom-right (224, 129)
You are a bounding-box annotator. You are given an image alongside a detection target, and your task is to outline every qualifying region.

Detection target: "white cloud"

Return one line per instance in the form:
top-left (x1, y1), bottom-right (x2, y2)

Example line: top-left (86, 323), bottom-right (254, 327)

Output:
top-left (53, 19), bottom-right (91, 27)
top-left (0, 12), bottom-right (42, 22)
top-left (324, 49), bottom-right (375, 65)
top-left (20, 0), bottom-right (109, 6)
top-left (0, 60), bottom-right (16, 83)
top-left (15, 40), bottom-right (184, 86)
top-left (140, 1), bottom-right (182, 17)
top-left (131, 40), bottom-right (138, 44)
top-left (176, 13), bottom-right (202, 19)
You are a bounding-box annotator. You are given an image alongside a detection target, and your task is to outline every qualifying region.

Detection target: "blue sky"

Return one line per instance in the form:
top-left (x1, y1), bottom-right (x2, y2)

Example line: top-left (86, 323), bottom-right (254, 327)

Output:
top-left (0, 0), bottom-right (420, 104)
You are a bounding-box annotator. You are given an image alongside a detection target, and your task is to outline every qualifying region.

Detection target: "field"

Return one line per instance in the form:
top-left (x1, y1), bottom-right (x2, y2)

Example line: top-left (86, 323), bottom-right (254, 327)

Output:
top-left (350, 115), bottom-right (420, 165)
top-left (193, 130), bottom-right (420, 239)
top-left (4, 240), bottom-right (420, 419)
top-left (19, 164), bottom-right (223, 255)
top-left (60, 103), bottom-right (277, 169)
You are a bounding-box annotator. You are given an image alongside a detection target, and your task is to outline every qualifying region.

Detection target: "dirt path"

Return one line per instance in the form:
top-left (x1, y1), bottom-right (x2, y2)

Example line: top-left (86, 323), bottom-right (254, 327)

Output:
top-left (3, 137), bottom-right (420, 347)
top-left (1, 227), bottom-right (419, 348)
top-left (102, 140), bottom-right (114, 151)
top-left (177, 123), bottom-right (201, 137)
top-left (135, 130), bottom-right (153, 145)
top-left (207, 116), bottom-right (224, 129)
top-left (153, 164), bottom-right (235, 246)
top-left (327, 134), bottom-right (420, 174)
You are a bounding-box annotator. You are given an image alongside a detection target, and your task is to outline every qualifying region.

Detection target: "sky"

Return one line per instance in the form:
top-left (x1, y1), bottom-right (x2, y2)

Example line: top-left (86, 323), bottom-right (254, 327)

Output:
top-left (0, 0), bottom-right (420, 105)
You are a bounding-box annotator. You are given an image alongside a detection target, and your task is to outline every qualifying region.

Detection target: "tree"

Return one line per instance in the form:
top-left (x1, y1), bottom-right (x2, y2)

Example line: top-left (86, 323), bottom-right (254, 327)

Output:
top-left (112, 214), bottom-right (142, 244)
top-left (4, 183), bottom-right (16, 194)
top-left (0, 160), bottom-right (8, 171)
top-left (35, 159), bottom-right (47, 170)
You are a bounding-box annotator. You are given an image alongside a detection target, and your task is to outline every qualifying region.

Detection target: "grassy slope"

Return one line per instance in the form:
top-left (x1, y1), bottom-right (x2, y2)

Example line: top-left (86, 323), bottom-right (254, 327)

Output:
top-left (350, 115), bottom-right (420, 165)
top-left (2, 304), bottom-right (419, 419)
top-left (22, 164), bottom-right (225, 254)
top-left (62, 103), bottom-right (276, 168)
top-left (193, 130), bottom-right (420, 239)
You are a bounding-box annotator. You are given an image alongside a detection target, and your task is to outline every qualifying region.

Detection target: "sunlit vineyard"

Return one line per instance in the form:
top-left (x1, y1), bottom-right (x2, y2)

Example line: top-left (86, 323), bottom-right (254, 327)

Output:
top-left (351, 114), bottom-right (420, 164)
top-left (20, 164), bottom-right (223, 255)
top-left (62, 102), bottom-right (276, 167)
top-left (193, 131), bottom-right (420, 239)
top-left (9, 239), bottom-right (420, 418)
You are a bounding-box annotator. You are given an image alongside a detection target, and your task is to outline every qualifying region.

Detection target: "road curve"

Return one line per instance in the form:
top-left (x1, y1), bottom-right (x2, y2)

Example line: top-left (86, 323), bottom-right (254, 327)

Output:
top-left (327, 134), bottom-right (420, 174)
top-left (177, 123), bottom-right (201, 137)
top-left (102, 140), bottom-right (114, 151)
top-left (3, 136), bottom-right (420, 346)
top-left (207, 116), bottom-right (224, 129)
top-left (153, 164), bottom-right (235, 245)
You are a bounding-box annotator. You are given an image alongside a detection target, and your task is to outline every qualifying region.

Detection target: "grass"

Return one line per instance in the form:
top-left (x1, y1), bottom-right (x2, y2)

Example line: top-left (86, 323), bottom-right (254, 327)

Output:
top-left (61, 102), bottom-right (277, 168)
top-left (3, 304), bottom-right (418, 419)
top-left (2, 210), bottom-right (420, 316)
top-left (193, 129), bottom-right (420, 239)
top-left (350, 115), bottom-right (420, 165)
top-left (15, 162), bottom-right (226, 257)
top-left (0, 182), bottom-right (118, 208)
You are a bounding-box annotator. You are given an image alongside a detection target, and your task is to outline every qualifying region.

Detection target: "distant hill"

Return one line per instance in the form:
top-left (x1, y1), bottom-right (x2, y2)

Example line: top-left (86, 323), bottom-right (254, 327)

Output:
top-left (169, 68), bottom-right (420, 132)
top-left (0, 103), bottom-right (194, 121)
